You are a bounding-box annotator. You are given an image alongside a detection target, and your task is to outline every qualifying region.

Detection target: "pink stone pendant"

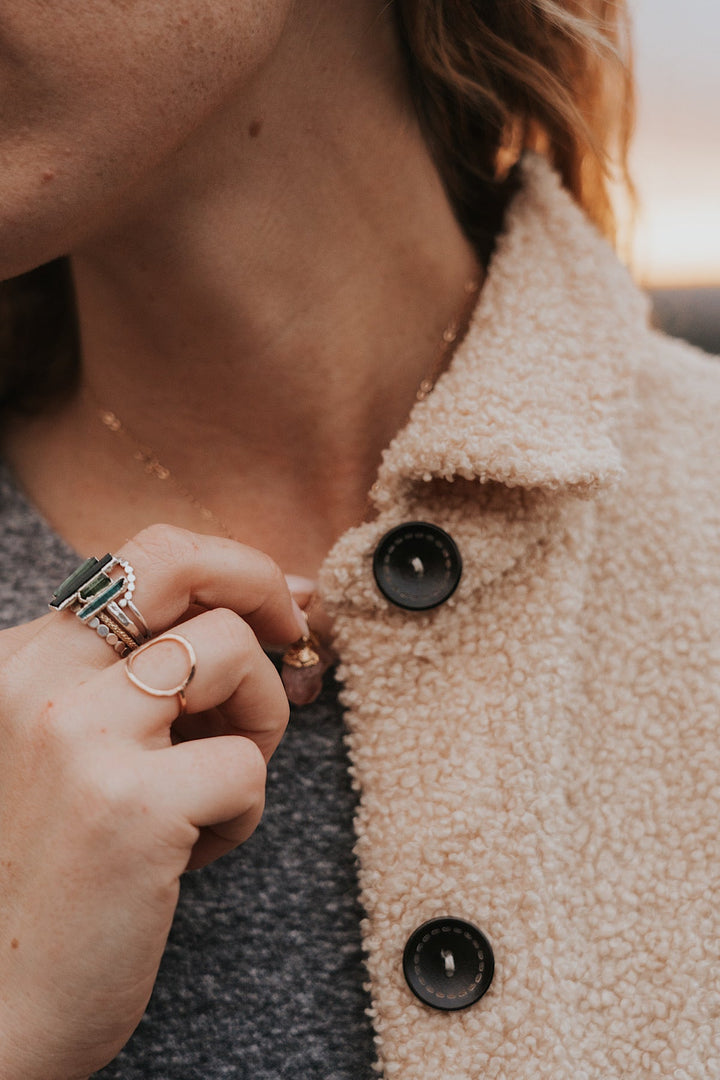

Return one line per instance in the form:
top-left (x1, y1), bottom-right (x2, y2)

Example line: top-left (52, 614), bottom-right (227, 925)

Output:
top-left (281, 661), bottom-right (326, 706)
top-left (280, 632), bottom-right (330, 706)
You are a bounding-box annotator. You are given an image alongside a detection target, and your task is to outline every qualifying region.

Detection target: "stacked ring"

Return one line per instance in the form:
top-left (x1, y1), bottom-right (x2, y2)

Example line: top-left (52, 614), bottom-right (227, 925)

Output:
top-left (49, 554), bottom-right (151, 656)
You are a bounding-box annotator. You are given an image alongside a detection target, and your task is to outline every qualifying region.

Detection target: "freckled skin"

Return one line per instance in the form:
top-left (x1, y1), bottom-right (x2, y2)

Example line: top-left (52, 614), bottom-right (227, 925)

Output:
top-left (0, 0), bottom-right (293, 277)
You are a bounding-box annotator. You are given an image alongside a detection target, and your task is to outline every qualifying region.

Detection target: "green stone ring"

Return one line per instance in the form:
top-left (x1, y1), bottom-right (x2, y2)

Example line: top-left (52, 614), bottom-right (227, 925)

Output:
top-left (50, 554), bottom-right (149, 656)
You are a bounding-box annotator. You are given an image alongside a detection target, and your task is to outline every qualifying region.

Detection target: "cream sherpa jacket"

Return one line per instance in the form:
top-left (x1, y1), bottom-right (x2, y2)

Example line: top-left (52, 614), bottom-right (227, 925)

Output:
top-left (318, 156), bottom-right (720, 1079)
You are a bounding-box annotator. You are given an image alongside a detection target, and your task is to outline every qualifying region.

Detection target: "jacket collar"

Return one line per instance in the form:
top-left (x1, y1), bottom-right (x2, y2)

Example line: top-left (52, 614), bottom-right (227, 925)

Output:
top-left (371, 154), bottom-right (650, 512)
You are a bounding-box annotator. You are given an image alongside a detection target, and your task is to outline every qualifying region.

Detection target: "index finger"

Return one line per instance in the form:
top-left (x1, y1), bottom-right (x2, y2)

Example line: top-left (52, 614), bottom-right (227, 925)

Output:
top-left (120, 524), bottom-right (309, 646)
top-left (12, 525), bottom-right (308, 683)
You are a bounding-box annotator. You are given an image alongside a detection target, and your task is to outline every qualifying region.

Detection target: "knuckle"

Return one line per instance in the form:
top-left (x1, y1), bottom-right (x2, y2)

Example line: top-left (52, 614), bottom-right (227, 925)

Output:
top-left (79, 761), bottom-right (139, 821)
top-left (255, 550), bottom-right (286, 594)
top-left (274, 690), bottom-right (291, 735)
top-left (130, 522), bottom-right (199, 571)
top-left (211, 607), bottom-right (254, 655)
top-left (73, 767), bottom-right (169, 865)
top-left (29, 692), bottom-right (79, 752)
top-left (240, 737), bottom-right (267, 793)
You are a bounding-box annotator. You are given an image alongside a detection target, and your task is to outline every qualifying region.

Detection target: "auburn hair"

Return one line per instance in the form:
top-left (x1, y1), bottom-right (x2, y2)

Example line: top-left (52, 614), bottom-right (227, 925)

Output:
top-left (0, 0), bottom-right (634, 417)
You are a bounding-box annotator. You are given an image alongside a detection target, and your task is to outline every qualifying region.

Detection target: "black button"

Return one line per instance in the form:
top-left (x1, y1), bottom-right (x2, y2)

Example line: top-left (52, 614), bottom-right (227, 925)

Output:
top-left (403, 918), bottom-right (494, 1011)
top-left (372, 522), bottom-right (462, 610)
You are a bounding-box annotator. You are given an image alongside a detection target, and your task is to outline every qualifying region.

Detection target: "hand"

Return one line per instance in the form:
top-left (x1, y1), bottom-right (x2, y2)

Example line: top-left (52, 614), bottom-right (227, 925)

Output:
top-left (0, 525), bottom-right (304, 1080)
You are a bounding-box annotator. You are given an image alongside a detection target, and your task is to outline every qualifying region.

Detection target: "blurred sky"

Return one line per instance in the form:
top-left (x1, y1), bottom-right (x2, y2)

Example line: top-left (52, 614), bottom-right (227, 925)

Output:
top-left (628, 0), bottom-right (720, 285)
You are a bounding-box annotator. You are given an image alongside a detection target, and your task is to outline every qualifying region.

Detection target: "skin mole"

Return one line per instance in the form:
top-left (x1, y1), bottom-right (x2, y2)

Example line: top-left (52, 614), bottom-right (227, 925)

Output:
top-left (248, 119), bottom-right (263, 138)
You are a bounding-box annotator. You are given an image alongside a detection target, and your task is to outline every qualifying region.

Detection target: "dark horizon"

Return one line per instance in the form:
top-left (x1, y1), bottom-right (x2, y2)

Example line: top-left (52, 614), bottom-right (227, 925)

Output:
top-left (650, 286), bottom-right (720, 356)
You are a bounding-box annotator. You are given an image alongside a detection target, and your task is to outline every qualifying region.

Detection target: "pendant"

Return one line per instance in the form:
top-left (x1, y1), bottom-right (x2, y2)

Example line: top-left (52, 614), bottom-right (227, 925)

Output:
top-left (281, 630), bottom-right (329, 706)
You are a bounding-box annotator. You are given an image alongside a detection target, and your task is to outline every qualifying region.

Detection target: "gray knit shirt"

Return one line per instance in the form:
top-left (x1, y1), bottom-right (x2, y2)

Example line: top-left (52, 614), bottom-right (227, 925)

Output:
top-left (0, 462), bottom-right (376, 1079)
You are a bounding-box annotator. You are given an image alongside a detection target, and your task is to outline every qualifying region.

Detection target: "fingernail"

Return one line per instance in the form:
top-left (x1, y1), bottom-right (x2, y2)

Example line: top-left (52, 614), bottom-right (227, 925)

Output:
top-left (291, 598), bottom-right (310, 638)
top-left (285, 574), bottom-right (316, 598)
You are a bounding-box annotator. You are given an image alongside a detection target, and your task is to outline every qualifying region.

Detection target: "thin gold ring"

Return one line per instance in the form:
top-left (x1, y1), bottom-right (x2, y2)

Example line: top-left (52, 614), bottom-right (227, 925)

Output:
top-left (124, 633), bottom-right (197, 715)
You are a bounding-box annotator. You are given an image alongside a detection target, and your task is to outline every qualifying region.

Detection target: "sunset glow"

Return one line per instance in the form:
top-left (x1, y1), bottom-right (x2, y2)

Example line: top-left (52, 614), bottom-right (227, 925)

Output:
top-left (625, 0), bottom-right (720, 287)
top-left (632, 196), bottom-right (720, 288)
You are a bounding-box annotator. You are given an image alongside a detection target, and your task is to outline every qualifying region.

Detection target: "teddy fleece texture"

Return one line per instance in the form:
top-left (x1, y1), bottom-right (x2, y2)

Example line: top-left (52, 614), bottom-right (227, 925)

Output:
top-left (318, 155), bottom-right (720, 1078)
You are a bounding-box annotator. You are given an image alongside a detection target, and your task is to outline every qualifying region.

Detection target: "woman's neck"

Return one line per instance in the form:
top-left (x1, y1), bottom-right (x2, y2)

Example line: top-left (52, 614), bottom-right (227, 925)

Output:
top-left (3, 3), bottom-right (482, 573)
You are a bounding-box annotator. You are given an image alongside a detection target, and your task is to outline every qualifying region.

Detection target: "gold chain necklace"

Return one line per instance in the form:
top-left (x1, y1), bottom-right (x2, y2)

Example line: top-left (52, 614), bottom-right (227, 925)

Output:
top-left (90, 277), bottom-right (481, 704)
